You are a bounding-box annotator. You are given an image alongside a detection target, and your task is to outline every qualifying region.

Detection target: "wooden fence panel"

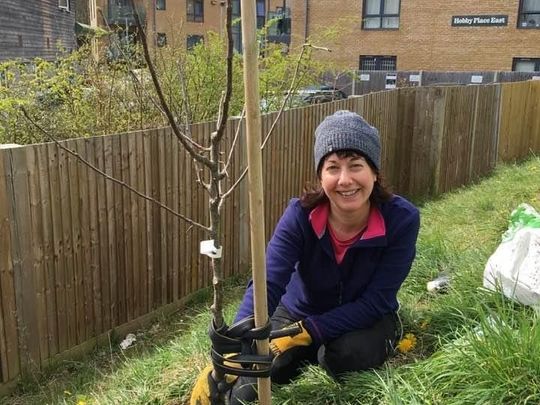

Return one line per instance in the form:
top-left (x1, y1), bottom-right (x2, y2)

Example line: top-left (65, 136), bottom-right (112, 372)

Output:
top-left (97, 136), bottom-right (112, 333)
top-left (438, 86), bottom-right (477, 194)
top-left (143, 131), bottom-right (154, 311)
top-left (75, 139), bottom-right (94, 343)
top-left (408, 87), bottom-right (445, 198)
top-left (392, 88), bottom-right (417, 195)
top-left (36, 144), bottom-right (58, 357)
top-left (0, 151), bottom-right (19, 381)
top-left (85, 138), bottom-right (102, 337)
top-left (498, 81), bottom-right (533, 162)
top-left (26, 146), bottom-right (49, 361)
top-left (469, 85), bottom-right (499, 180)
top-left (8, 148), bottom-right (41, 371)
top-left (531, 81), bottom-right (540, 154)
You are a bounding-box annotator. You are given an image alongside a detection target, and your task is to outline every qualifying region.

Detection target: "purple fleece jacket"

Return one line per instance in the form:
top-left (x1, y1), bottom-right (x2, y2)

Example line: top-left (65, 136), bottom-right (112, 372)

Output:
top-left (234, 195), bottom-right (420, 345)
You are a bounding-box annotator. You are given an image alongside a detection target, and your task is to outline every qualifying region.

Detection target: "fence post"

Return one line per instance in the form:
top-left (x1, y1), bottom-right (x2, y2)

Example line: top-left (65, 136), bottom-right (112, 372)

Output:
top-left (468, 86), bottom-right (481, 182)
top-left (432, 88), bottom-right (447, 196)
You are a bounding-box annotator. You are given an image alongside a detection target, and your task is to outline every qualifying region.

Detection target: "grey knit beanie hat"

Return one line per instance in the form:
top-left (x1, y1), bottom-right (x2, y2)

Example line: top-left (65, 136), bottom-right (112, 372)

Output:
top-left (314, 110), bottom-right (380, 172)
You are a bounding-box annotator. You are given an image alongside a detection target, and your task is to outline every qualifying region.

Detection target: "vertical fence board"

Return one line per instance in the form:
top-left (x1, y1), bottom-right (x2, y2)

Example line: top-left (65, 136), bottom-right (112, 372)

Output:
top-left (176, 135), bottom-right (187, 297)
top-left (36, 145), bottom-right (58, 357)
top-left (75, 140), bottom-right (94, 342)
top-left (65, 141), bottom-right (85, 345)
top-left (104, 136), bottom-right (118, 327)
top-left (143, 132), bottom-right (154, 312)
top-left (158, 129), bottom-right (167, 305)
top-left (9, 148), bottom-right (41, 370)
top-left (119, 134), bottom-right (132, 322)
top-left (85, 138), bottom-right (102, 336)
top-left (532, 82), bottom-right (540, 153)
top-left (47, 144), bottom-right (68, 353)
top-left (132, 133), bottom-right (141, 317)
top-left (58, 145), bottom-right (77, 350)
top-left (164, 131), bottom-right (172, 303)
top-left (97, 136), bottom-right (111, 332)
top-left (150, 132), bottom-right (159, 307)
top-left (26, 147), bottom-right (48, 362)
top-left (171, 135), bottom-right (179, 301)
top-left (135, 133), bottom-right (147, 314)
top-left (0, 151), bottom-right (20, 380)
top-left (127, 134), bottom-right (138, 318)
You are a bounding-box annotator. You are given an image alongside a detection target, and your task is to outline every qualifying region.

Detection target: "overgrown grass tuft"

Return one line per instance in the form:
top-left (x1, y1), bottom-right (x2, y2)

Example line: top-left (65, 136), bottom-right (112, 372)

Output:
top-left (2, 157), bottom-right (540, 404)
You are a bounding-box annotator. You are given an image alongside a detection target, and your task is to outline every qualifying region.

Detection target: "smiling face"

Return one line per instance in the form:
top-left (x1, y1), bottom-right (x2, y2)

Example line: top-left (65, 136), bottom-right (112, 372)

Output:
top-left (319, 152), bottom-right (377, 216)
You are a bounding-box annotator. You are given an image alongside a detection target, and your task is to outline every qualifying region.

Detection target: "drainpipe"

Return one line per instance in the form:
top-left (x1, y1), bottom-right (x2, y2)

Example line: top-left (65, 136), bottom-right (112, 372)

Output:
top-left (304, 0), bottom-right (309, 41)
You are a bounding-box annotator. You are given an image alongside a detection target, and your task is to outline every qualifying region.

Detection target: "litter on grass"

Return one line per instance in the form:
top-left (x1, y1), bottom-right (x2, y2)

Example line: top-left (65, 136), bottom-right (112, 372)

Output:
top-left (427, 273), bottom-right (451, 293)
top-left (483, 203), bottom-right (540, 307)
top-left (120, 333), bottom-right (137, 350)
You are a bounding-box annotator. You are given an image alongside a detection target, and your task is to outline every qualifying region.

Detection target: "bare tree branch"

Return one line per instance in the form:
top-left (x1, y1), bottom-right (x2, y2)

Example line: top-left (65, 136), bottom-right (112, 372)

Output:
top-left (176, 58), bottom-right (198, 145)
top-left (220, 166), bottom-right (247, 205)
top-left (221, 107), bottom-right (246, 178)
top-left (221, 43), bottom-right (331, 201)
top-left (212, 0), bottom-right (234, 145)
top-left (262, 43), bottom-right (330, 148)
top-left (194, 161), bottom-right (211, 192)
top-left (21, 106), bottom-right (210, 232)
top-left (129, 0), bottom-right (215, 169)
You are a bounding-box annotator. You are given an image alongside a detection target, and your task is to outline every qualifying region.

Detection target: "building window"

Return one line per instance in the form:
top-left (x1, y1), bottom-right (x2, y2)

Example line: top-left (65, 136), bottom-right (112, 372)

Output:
top-left (58, 0), bottom-right (70, 11)
top-left (360, 55), bottom-right (397, 70)
top-left (256, 0), bottom-right (266, 28)
top-left (268, 7), bottom-right (291, 35)
top-left (230, 0), bottom-right (266, 51)
top-left (187, 34), bottom-right (204, 50)
top-left (362, 0), bottom-right (400, 29)
top-left (46, 37), bottom-right (51, 49)
top-left (513, 57), bottom-right (540, 71)
top-left (157, 33), bottom-right (167, 47)
top-left (518, 0), bottom-right (540, 28)
top-left (18, 35), bottom-right (23, 47)
top-left (156, 0), bottom-right (166, 10)
top-left (232, 0), bottom-right (240, 16)
top-left (187, 0), bottom-right (204, 22)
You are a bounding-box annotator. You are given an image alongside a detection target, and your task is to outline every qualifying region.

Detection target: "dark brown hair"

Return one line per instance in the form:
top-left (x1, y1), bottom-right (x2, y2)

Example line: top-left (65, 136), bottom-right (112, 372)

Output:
top-left (300, 150), bottom-right (392, 210)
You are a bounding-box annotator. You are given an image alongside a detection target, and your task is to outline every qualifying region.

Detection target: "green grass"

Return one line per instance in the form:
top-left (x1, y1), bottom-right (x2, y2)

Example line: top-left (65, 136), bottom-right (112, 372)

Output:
top-left (3, 157), bottom-right (540, 405)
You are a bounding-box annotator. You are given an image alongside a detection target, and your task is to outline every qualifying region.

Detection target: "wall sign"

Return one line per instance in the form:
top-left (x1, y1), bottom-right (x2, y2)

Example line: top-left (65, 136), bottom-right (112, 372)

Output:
top-left (452, 15), bottom-right (508, 27)
top-left (385, 74), bottom-right (397, 89)
top-left (359, 74), bottom-right (370, 81)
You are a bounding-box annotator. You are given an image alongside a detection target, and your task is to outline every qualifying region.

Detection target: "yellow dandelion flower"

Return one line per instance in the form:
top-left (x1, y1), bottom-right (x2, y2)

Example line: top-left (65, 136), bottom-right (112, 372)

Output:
top-left (76, 400), bottom-right (87, 405)
top-left (397, 333), bottom-right (417, 353)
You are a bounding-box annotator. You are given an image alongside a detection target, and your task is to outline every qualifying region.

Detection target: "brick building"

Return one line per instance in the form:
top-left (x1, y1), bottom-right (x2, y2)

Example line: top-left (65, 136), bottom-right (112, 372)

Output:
top-left (0, 0), bottom-right (76, 62)
top-left (96, 0), bottom-right (290, 52)
top-left (289, 0), bottom-right (540, 72)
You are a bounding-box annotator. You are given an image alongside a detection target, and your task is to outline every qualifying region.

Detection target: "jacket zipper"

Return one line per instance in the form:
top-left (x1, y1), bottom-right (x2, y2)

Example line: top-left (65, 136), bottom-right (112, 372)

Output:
top-left (338, 282), bottom-right (343, 305)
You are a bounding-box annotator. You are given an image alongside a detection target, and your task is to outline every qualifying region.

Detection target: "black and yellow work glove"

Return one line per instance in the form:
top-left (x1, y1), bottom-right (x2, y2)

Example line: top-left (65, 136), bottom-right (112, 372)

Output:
top-left (189, 364), bottom-right (238, 405)
top-left (269, 322), bottom-right (312, 356)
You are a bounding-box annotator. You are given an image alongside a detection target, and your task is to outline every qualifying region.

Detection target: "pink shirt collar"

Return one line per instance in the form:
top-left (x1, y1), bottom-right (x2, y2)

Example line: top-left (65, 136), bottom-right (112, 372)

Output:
top-left (309, 202), bottom-right (386, 240)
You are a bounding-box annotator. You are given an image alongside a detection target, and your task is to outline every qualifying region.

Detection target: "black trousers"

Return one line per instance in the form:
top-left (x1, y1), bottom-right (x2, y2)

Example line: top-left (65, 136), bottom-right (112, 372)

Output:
top-left (230, 304), bottom-right (399, 404)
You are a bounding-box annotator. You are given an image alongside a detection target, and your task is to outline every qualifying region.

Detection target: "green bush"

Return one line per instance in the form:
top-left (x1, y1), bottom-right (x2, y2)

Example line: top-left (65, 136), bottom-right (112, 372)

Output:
top-left (0, 30), bottom-right (337, 145)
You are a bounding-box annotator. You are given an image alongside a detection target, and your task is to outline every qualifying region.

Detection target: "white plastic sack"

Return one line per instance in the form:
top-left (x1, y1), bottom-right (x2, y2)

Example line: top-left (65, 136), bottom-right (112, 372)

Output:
top-left (483, 203), bottom-right (540, 307)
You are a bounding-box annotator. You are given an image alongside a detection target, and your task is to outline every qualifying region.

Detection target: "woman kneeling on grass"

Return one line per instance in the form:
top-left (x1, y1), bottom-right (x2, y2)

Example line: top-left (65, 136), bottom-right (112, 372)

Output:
top-left (191, 110), bottom-right (420, 404)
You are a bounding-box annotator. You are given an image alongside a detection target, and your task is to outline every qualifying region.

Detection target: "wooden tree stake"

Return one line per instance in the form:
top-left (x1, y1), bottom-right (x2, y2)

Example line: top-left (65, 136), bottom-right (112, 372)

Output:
top-left (239, 0), bottom-right (271, 404)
